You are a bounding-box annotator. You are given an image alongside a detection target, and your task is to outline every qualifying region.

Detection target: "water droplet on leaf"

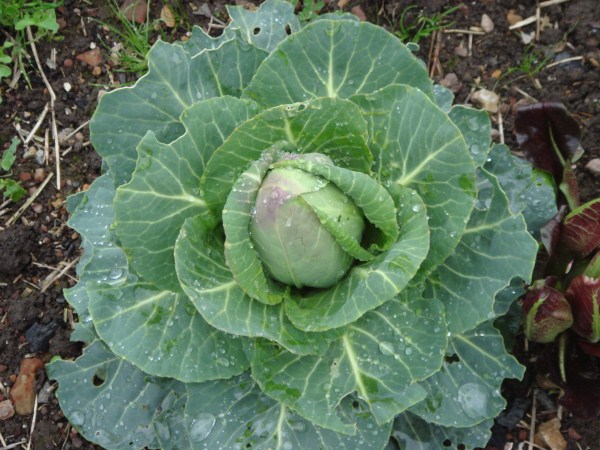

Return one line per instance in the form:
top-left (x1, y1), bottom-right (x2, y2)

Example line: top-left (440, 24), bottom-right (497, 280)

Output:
top-left (378, 341), bottom-right (394, 356)
top-left (189, 413), bottom-right (216, 443)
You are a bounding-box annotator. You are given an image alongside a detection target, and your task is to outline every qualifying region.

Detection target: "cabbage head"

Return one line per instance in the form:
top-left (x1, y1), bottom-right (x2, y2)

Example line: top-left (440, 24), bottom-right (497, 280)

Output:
top-left (47, 1), bottom-right (556, 449)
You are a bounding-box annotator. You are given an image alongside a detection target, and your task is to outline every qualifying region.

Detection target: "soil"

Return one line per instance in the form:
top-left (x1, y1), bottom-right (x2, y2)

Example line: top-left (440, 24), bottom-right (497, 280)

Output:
top-left (0, 1), bottom-right (598, 449)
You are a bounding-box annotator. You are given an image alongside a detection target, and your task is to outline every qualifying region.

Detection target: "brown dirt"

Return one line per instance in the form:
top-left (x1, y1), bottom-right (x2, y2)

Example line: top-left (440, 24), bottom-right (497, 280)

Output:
top-left (0, 1), bottom-right (598, 449)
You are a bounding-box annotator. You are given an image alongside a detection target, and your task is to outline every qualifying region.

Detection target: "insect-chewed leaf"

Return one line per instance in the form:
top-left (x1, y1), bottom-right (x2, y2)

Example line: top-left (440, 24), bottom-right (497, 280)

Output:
top-left (243, 20), bottom-right (433, 107)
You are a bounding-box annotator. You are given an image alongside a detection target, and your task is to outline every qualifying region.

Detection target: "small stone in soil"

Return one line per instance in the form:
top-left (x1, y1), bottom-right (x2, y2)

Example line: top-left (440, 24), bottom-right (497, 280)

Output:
top-left (481, 14), bottom-right (494, 33)
top-left (585, 158), bottom-right (600, 175)
top-left (471, 89), bottom-right (500, 114)
top-left (0, 399), bottom-right (14, 420)
top-left (26, 320), bottom-right (59, 353)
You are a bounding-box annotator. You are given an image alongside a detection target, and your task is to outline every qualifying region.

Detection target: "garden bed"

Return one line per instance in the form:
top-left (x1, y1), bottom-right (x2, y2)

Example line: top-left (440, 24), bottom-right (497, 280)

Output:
top-left (0, 1), bottom-right (598, 449)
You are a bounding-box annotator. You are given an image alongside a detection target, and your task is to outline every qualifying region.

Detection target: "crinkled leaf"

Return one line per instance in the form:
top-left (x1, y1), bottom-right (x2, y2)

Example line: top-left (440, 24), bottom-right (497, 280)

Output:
top-left (88, 281), bottom-right (249, 382)
top-left (115, 97), bottom-right (258, 292)
top-left (392, 412), bottom-right (493, 450)
top-left (226, 0), bottom-right (301, 51)
top-left (252, 292), bottom-right (446, 432)
top-left (201, 97), bottom-right (372, 214)
top-left (484, 144), bottom-right (557, 240)
top-left (448, 105), bottom-right (491, 167)
top-left (175, 214), bottom-right (339, 355)
top-left (285, 185), bottom-right (428, 331)
top-left (424, 169), bottom-right (537, 333)
top-left (350, 84), bottom-right (476, 281)
top-left (46, 340), bottom-right (174, 449)
top-left (90, 38), bottom-right (267, 186)
top-left (243, 20), bottom-right (433, 107)
top-left (409, 321), bottom-right (525, 428)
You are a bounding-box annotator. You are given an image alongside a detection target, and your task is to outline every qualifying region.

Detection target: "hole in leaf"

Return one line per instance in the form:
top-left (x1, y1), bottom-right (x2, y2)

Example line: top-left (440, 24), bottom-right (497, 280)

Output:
top-left (352, 400), bottom-right (359, 409)
top-left (444, 353), bottom-right (460, 364)
top-left (442, 439), bottom-right (452, 447)
top-left (285, 24), bottom-right (292, 35)
top-left (92, 374), bottom-right (105, 386)
top-left (253, 27), bottom-right (261, 35)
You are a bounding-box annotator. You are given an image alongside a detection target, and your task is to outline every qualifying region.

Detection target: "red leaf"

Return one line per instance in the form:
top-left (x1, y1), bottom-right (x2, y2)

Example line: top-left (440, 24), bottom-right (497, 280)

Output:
top-left (522, 279), bottom-right (573, 343)
top-left (560, 199), bottom-right (600, 258)
top-left (515, 102), bottom-right (583, 180)
top-left (566, 275), bottom-right (600, 343)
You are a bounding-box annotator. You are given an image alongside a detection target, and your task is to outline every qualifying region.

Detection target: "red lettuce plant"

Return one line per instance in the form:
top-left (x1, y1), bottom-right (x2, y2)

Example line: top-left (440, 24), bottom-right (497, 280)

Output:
top-left (517, 103), bottom-right (600, 419)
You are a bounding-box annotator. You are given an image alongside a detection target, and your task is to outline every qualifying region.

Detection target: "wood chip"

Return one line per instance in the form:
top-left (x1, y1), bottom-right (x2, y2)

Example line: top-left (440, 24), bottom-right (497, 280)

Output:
top-left (507, 9), bottom-right (523, 26)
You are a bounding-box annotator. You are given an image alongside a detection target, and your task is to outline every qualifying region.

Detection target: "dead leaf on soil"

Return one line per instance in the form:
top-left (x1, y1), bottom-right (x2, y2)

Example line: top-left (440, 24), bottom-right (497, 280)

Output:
top-left (351, 5), bottom-right (367, 21)
top-left (120, 0), bottom-right (147, 25)
top-left (161, 5), bottom-right (176, 28)
top-left (506, 9), bottom-right (523, 26)
top-left (9, 357), bottom-right (43, 415)
top-left (534, 418), bottom-right (567, 450)
top-left (75, 48), bottom-right (103, 68)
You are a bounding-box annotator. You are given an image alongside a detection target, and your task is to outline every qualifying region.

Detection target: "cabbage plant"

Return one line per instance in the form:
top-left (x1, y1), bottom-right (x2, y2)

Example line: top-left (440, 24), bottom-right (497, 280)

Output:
top-left (47, 1), bottom-right (556, 448)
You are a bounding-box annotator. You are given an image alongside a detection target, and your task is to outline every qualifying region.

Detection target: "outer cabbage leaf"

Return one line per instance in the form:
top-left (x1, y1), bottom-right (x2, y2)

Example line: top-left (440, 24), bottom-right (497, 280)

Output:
top-left (392, 412), bottom-right (493, 450)
top-left (46, 340), bottom-right (176, 449)
top-left (409, 321), bottom-right (525, 428)
top-left (350, 85), bottom-right (476, 281)
top-left (63, 174), bottom-right (128, 343)
top-left (90, 36), bottom-right (267, 186)
top-left (243, 19), bottom-right (433, 107)
top-left (448, 106), bottom-right (491, 167)
top-left (251, 290), bottom-right (447, 433)
top-left (423, 169), bottom-right (537, 333)
top-left (155, 372), bottom-right (391, 450)
top-left (226, 0), bottom-right (301, 51)
top-left (484, 143), bottom-right (557, 239)
top-left (87, 281), bottom-right (249, 382)
top-left (114, 97), bottom-right (258, 292)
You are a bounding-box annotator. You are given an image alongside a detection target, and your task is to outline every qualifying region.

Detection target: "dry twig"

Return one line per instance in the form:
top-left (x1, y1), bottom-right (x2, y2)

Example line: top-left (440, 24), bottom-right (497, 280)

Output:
top-left (528, 390), bottom-right (537, 450)
top-left (0, 440), bottom-right (28, 450)
top-left (25, 395), bottom-right (38, 450)
top-left (545, 56), bottom-right (583, 69)
top-left (26, 26), bottom-right (61, 189)
top-left (37, 257), bottom-right (80, 291)
top-left (444, 28), bottom-right (485, 35)
top-left (5, 172), bottom-right (54, 227)
top-left (24, 103), bottom-right (49, 144)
